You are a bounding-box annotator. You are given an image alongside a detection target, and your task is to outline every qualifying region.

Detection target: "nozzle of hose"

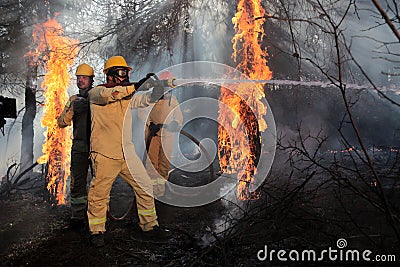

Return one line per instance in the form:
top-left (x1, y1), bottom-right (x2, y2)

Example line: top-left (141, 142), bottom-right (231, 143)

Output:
top-left (140, 78), bottom-right (176, 90)
top-left (166, 78), bottom-right (176, 88)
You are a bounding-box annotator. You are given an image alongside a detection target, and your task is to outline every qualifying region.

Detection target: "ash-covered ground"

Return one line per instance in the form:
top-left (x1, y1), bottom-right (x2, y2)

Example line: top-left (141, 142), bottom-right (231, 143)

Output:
top-left (1, 147), bottom-right (400, 266)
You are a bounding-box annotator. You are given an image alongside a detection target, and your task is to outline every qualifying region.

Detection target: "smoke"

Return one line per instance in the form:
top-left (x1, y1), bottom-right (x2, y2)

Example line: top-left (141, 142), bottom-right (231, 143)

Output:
top-left (1, 0), bottom-right (399, 186)
top-left (262, 0), bottom-right (400, 149)
top-left (0, 119), bottom-right (21, 176)
top-left (0, 99), bottom-right (44, 178)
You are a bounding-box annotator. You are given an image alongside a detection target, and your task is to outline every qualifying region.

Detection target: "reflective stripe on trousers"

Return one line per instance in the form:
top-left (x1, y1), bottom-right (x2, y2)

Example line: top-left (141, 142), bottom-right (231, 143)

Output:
top-left (89, 217), bottom-right (107, 226)
top-left (152, 178), bottom-right (166, 185)
top-left (138, 207), bottom-right (156, 216)
top-left (87, 152), bottom-right (158, 233)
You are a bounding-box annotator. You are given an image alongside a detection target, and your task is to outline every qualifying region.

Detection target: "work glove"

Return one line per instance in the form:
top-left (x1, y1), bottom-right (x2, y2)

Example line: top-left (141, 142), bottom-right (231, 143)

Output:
top-left (72, 97), bottom-right (88, 114)
top-left (135, 73), bottom-right (158, 90)
top-left (136, 73), bottom-right (176, 92)
top-left (150, 85), bottom-right (164, 102)
top-left (167, 120), bottom-right (180, 132)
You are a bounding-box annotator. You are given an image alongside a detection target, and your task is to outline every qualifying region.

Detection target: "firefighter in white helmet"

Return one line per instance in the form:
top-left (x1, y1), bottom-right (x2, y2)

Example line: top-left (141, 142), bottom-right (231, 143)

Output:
top-left (87, 56), bottom-right (168, 247)
top-left (57, 63), bottom-right (94, 230)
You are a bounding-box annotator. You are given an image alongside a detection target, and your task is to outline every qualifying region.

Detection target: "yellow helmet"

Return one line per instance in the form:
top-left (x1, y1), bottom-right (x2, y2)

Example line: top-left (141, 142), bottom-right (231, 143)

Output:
top-left (75, 63), bottom-right (95, 77)
top-left (103, 56), bottom-right (132, 74)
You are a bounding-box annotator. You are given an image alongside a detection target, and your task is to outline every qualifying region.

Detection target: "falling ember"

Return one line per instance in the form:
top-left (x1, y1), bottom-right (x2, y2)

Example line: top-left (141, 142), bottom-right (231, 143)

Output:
top-left (30, 18), bottom-right (78, 205)
top-left (218, 0), bottom-right (272, 200)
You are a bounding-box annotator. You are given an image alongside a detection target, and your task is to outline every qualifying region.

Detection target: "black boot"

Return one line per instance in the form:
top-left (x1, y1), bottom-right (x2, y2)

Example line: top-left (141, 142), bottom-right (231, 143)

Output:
top-left (90, 233), bottom-right (105, 247)
top-left (143, 225), bottom-right (172, 241)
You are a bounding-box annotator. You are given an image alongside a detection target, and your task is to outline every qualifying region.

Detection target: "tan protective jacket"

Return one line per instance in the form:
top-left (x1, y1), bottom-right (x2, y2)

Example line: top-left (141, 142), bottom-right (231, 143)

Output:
top-left (57, 95), bottom-right (76, 128)
top-left (89, 85), bottom-right (152, 159)
top-left (139, 95), bottom-right (183, 136)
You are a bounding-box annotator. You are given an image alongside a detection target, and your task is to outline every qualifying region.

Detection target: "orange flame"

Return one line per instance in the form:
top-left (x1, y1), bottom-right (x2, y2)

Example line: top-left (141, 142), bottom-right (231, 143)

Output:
top-left (32, 18), bottom-right (78, 205)
top-left (218, 0), bottom-right (272, 200)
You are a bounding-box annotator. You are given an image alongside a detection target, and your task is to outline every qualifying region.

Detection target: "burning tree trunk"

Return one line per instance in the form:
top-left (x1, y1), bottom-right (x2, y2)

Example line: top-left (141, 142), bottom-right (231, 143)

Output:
top-left (20, 60), bottom-right (38, 177)
top-left (218, 0), bottom-right (272, 200)
top-left (31, 18), bottom-right (78, 205)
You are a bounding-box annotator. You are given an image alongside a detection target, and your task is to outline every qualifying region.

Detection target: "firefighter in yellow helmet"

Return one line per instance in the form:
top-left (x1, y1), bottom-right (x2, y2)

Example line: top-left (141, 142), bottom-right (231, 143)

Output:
top-left (57, 63), bottom-right (94, 230)
top-left (139, 71), bottom-right (183, 197)
top-left (87, 56), bottom-right (169, 247)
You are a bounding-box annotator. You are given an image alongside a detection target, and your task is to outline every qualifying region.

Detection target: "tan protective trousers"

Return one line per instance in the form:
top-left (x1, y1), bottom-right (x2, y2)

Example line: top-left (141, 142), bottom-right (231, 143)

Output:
top-left (147, 135), bottom-right (174, 196)
top-left (87, 152), bottom-right (158, 233)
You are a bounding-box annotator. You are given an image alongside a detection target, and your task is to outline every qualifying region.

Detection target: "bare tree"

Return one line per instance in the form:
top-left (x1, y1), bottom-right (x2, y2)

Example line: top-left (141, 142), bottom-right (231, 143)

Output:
top-left (178, 0), bottom-right (400, 263)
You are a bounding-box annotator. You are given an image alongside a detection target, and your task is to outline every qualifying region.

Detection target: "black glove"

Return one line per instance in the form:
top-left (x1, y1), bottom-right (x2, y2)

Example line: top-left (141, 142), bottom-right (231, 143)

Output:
top-left (167, 120), bottom-right (180, 132)
top-left (135, 73), bottom-right (176, 92)
top-left (72, 97), bottom-right (88, 114)
top-left (135, 73), bottom-right (158, 91)
top-left (149, 122), bottom-right (162, 135)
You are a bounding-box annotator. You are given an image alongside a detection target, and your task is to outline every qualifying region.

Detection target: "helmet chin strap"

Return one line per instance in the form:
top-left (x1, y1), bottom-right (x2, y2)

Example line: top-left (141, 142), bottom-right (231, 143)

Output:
top-left (79, 89), bottom-right (89, 98)
top-left (112, 75), bottom-right (129, 84)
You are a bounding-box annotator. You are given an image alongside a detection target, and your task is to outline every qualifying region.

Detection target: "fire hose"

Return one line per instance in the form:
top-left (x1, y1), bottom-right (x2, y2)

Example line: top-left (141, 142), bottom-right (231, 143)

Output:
top-left (107, 128), bottom-right (215, 221)
top-left (164, 129), bottom-right (217, 198)
top-left (0, 162), bottom-right (41, 196)
top-left (176, 129), bottom-right (215, 182)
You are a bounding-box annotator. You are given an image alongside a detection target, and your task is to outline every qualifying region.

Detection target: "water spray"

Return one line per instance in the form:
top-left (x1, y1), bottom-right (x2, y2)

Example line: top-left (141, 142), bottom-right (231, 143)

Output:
top-left (139, 76), bottom-right (399, 94)
top-left (170, 79), bottom-right (399, 93)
